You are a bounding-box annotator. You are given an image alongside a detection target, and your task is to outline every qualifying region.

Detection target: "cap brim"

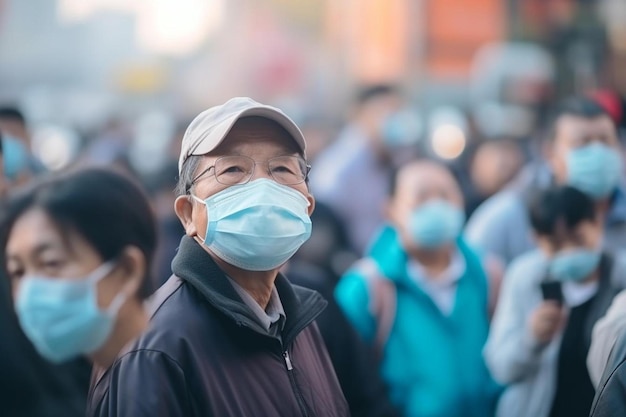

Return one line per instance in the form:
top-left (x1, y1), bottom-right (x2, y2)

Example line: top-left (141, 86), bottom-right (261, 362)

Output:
top-left (189, 106), bottom-right (306, 158)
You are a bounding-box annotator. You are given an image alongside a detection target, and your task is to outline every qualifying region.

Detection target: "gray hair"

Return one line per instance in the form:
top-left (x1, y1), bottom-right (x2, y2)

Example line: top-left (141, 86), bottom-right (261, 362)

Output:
top-left (175, 155), bottom-right (203, 196)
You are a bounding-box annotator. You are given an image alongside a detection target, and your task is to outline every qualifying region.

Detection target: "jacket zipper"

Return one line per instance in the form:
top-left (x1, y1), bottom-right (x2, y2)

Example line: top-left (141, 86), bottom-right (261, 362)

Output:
top-left (283, 350), bottom-right (310, 417)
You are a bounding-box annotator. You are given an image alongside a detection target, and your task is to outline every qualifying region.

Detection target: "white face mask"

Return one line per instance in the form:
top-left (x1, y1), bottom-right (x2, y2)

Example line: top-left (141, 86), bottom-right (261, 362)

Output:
top-left (192, 178), bottom-right (312, 271)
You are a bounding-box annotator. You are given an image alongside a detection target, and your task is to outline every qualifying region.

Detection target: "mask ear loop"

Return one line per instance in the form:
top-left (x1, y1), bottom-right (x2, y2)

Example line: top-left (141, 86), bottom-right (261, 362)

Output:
top-left (87, 260), bottom-right (128, 316)
top-left (190, 194), bottom-right (208, 244)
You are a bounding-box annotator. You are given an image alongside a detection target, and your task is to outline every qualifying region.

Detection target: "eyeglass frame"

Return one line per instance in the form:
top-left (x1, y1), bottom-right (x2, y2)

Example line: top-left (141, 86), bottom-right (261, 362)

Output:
top-left (187, 155), bottom-right (311, 193)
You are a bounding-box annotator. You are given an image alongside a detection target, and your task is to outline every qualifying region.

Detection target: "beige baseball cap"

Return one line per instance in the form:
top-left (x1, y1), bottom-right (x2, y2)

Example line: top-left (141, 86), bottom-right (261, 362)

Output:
top-left (178, 97), bottom-right (306, 173)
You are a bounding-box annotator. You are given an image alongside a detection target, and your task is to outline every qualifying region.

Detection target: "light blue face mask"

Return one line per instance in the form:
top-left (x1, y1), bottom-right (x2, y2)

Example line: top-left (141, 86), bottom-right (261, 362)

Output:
top-left (2, 135), bottom-right (29, 181)
top-left (549, 248), bottom-right (601, 282)
top-left (193, 178), bottom-right (312, 271)
top-left (566, 142), bottom-right (623, 199)
top-left (15, 261), bottom-right (125, 363)
top-left (382, 109), bottom-right (422, 148)
top-left (408, 200), bottom-right (465, 249)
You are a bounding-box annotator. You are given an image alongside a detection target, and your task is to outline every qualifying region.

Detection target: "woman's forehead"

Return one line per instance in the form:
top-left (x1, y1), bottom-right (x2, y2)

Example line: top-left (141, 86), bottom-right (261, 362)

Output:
top-left (6, 208), bottom-right (86, 258)
top-left (7, 209), bottom-right (63, 254)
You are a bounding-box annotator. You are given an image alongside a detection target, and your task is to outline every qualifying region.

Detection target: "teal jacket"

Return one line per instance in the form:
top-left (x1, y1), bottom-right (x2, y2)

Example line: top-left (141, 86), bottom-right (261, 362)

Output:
top-left (335, 225), bottom-right (499, 417)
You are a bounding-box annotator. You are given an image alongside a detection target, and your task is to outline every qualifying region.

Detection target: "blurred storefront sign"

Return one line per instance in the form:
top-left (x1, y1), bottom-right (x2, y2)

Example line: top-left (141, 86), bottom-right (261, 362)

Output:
top-left (424, 0), bottom-right (504, 79)
top-left (325, 0), bottom-right (410, 83)
top-left (115, 62), bottom-right (168, 94)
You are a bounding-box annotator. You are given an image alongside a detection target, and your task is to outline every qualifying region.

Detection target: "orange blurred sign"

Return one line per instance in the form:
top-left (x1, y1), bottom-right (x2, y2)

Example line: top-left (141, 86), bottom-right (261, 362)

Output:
top-left (425, 0), bottom-right (504, 78)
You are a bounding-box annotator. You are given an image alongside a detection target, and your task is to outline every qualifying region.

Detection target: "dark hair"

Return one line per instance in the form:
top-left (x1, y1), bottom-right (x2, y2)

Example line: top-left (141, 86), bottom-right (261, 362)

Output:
top-left (0, 167), bottom-right (158, 299)
top-left (355, 84), bottom-right (399, 106)
top-left (528, 185), bottom-right (596, 237)
top-left (0, 107), bottom-right (26, 125)
top-left (548, 96), bottom-right (615, 141)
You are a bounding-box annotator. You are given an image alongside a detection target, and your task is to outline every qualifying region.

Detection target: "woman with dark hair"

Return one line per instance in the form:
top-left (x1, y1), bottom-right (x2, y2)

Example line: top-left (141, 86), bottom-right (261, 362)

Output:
top-left (0, 167), bottom-right (157, 368)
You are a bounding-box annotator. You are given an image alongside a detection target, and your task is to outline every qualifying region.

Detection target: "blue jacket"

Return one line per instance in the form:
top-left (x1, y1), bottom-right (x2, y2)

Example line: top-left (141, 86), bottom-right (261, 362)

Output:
top-left (335, 226), bottom-right (499, 417)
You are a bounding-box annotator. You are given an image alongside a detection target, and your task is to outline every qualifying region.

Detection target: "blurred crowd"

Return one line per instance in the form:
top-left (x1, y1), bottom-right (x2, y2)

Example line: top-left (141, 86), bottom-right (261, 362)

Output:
top-left (2, 2), bottom-right (626, 414)
top-left (2, 79), bottom-right (626, 416)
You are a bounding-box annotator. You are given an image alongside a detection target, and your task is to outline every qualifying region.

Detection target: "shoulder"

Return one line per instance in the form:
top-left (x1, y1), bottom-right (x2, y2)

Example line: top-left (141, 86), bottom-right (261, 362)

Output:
top-left (469, 190), bottom-right (525, 224)
top-left (592, 332), bottom-right (626, 416)
top-left (503, 250), bottom-right (547, 289)
top-left (608, 250), bottom-right (626, 288)
top-left (335, 262), bottom-right (374, 314)
top-left (129, 278), bottom-right (224, 359)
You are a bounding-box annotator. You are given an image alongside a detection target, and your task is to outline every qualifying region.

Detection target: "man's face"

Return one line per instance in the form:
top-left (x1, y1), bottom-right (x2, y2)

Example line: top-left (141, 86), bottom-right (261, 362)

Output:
top-left (535, 219), bottom-right (602, 258)
top-left (387, 162), bottom-right (464, 247)
top-left (551, 114), bottom-right (619, 183)
top-left (176, 117), bottom-right (315, 241)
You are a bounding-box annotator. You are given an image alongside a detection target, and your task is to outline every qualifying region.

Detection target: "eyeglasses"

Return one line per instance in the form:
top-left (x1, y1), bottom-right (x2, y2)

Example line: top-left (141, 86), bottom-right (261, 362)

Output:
top-left (189, 155), bottom-right (311, 190)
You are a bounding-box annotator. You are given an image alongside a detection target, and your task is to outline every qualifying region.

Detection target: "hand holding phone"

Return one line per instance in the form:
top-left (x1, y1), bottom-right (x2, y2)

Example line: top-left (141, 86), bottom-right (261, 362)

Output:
top-left (540, 281), bottom-right (563, 304)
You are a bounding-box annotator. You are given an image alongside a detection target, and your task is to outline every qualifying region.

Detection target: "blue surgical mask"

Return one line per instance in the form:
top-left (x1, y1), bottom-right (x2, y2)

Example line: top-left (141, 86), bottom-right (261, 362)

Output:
top-left (382, 109), bottom-right (422, 148)
top-left (408, 200), bottom-right (465, 249)
top-left (3, 135), bottom-right (29, 181)
top-left (549, 248), bottom-right (601, 282)
top-left (15, 261), bottom-right (125, 363)
top-left (566, 143), bottom-right (623, 199)
top-left (193, 178), bottom-right (312, 271)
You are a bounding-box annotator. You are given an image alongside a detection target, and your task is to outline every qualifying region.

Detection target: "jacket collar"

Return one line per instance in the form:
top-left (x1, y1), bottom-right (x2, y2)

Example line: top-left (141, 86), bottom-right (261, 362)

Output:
top-left (171, 236), bottom-right (327, 345)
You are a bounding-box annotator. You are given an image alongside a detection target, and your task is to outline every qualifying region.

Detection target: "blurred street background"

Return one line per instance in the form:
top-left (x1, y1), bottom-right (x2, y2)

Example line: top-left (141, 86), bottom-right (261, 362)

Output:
top-left (2, 0), bottom-right (626, 283)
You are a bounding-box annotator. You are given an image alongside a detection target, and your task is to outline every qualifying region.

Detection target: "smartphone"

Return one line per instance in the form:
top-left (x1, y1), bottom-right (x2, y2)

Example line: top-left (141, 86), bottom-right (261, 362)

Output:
top-left (540, 281), bottom-right (563, 304)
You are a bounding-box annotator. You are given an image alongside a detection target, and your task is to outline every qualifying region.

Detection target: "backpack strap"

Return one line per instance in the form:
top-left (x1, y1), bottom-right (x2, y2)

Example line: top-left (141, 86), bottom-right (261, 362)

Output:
top-left (354, 258), bottom-right (397, 353)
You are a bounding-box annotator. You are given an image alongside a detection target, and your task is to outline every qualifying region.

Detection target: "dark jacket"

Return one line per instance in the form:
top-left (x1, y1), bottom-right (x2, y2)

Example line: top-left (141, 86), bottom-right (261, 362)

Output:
top-left (88, 236), bottom-right (349, 417)
top-left (590, 327), bottom-right (626, 416)
top-left (288, 260), bottom-right (399, 417)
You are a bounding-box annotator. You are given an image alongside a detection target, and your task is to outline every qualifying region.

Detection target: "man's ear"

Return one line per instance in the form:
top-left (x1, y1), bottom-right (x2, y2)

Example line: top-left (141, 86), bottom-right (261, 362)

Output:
top-left (174, 195), bottom-right (198, 237)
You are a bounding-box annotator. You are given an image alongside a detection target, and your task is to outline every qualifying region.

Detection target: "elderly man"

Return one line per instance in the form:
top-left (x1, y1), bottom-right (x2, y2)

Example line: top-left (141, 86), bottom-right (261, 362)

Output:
top-left (335, 159), bottom-right (501, 417)
top-left (88, 97), bottom-right (349, 417)
top-left (465, 97), bottom-right (626, 266)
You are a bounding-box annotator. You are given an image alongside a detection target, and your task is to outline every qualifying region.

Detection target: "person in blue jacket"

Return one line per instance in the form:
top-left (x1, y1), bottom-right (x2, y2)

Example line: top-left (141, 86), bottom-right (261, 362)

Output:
top-left (335, 159), bottom-right (501, 417)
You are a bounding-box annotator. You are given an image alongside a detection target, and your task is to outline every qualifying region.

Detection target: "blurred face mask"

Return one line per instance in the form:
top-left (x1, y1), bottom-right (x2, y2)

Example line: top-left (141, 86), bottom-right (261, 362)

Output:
top-left (381, 109), bottom-right (422, 148)
top-left (192, 178), bottom-right (312, 271)
top-left (566, 143), bottom-right (623, 199)
top-left (407, 200), bottom-right (465, 249)
top-left (15, 261), bottom-right (125, 363)
top-left (549, 248), bottom-right (601, 282)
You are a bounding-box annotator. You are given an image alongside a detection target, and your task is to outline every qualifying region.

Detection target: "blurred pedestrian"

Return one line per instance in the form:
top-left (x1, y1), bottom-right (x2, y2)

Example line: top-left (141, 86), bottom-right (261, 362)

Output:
top-left (1, 133), bottom-right (37, 190)
top-left (286, 261), bottom-right (400, 417)
top-left (88, 97), bottom-right (349, 417)
top-left (484, 186), bottom-right (626, 417)
top-left (310, 84), bottom-right (417, 255)
top-left (0, 106), bottom-right (31, 148)
top-left (142, 160), bottom-right (186, 288)
top-left (589, 290), bottom-right (626, 380)
top-left (335, 159), bottom-right (502, 417)
top-left (465, 139), bottom-right (525, 217)
top-left (588, 290), bottom-right (626, 416)
top-left (0, 167), bottom-right (157, 415)
top-left (466, 97), bottom-right (626, 266)
top-left (0, 106), bottom-right (47, 174)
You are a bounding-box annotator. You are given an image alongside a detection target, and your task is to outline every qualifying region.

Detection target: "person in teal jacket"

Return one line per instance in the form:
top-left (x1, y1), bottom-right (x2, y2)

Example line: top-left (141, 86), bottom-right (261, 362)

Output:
top-left (335, 159), bottom-right (502, 417)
